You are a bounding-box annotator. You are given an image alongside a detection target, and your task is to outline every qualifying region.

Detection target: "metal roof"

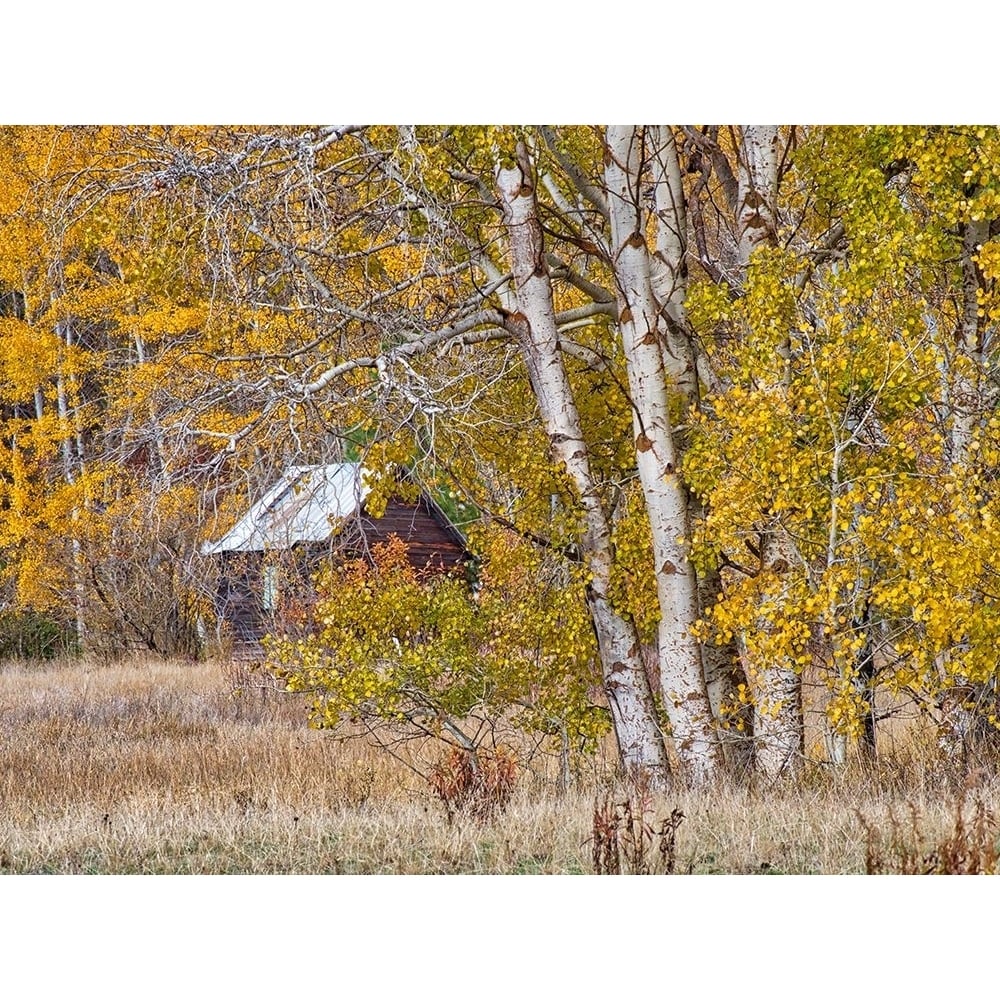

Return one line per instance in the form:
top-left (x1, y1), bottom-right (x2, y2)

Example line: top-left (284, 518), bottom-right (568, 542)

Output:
top-left (200, 463), bottom-right (370, 555)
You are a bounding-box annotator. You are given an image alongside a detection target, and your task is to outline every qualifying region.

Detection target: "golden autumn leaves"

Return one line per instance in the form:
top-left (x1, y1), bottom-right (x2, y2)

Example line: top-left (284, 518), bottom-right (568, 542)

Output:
top-left (6, 125), bottom-right (1000, 776)
top-left (268, 532), bottom-right (609, 752)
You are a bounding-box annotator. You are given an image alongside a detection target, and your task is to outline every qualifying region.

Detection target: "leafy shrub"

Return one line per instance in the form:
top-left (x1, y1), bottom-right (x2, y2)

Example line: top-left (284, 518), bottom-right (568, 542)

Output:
top-left (428, 746), bottom-right (518, 822)
top-left (267, 531), bottom-right (608, 767)
top-left (0, 609), bottom-right (78, 660)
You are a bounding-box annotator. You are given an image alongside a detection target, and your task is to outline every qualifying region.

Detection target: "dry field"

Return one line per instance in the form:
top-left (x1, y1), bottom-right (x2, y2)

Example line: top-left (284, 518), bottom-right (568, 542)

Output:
top-left (0, 655), bottom-right (998, 874)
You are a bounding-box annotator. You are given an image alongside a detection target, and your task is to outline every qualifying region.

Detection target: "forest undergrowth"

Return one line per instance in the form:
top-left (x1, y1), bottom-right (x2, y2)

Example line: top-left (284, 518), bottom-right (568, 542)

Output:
top-left (0, 656), bottom-right (997, 875)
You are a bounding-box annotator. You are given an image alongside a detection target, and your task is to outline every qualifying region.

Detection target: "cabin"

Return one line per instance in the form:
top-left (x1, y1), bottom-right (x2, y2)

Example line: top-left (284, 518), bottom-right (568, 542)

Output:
top-left (200, 463), bottom-right (470, 658)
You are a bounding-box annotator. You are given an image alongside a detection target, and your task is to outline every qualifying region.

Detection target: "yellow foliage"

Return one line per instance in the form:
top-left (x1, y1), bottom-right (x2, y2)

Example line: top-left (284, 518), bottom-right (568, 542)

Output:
top-left (267, 530), bottom-right (607, 752)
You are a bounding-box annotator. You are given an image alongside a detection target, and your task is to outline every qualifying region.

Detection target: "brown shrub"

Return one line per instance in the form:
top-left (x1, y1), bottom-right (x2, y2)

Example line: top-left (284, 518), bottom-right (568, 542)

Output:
top-left (427, 746), bottom-right (518, 822)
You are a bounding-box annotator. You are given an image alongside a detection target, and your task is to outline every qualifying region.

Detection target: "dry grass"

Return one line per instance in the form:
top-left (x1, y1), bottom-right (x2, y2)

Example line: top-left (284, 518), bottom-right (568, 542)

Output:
top-left (1, 655), bottom-right (998, 874)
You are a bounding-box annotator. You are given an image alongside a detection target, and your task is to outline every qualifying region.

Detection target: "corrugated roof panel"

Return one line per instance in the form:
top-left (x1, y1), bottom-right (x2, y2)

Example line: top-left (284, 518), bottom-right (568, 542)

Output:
top-left (200, 463), bottom-right (370, 554)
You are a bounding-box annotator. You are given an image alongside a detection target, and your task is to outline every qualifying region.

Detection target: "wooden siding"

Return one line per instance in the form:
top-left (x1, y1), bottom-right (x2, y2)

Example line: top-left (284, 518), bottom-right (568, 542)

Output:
top-left (210, 494), bottom-right (470, 659)
top-left (213, 550), bottom-right (269, 646)
top-left (345, 497), bottom-right (468, 574)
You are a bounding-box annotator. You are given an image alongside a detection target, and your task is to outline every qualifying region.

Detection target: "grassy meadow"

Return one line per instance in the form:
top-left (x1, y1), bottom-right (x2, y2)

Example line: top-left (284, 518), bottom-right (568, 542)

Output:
top-left (0, 655), bottom-right (998, 874)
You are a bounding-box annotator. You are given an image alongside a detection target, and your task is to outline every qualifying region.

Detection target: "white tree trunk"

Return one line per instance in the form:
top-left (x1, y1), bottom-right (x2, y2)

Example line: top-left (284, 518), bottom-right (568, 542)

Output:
top-left (56, 322), bottom-right (86, 649)
top-left (737, 125), bottom-right (780, 265)
top-left (605, 126), bottom-right (724, 786)
top-left (938, 216), bottom-right (994, 754)
top-left (646, 125), bottom-right (753, 775)
top-left (497, 149), bottom-right (672, 787)
top-left (748, 531), bottom-right (805, 780)
top-left (752, 654), bottom-right (805, 778)
top-left (825, 728), bottom-right (848, 767)
top-left (734, 127), bottom-right (806, 779)
top-left (699, 565), bottom-right (754, 776)
top-left (951, 217), bottom-right (990, 461)
top-left (648, 125), bottom-right (698, 403)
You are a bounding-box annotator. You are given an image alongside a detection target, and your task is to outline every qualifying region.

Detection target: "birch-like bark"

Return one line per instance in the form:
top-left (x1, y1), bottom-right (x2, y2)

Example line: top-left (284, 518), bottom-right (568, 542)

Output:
top-left (938, 216), bottom-right (994, 755)
top-left (134, 332), bottom-right (171, 488)
top-left (748, 530), bottom-right (805, 779)
top-left (698, 564), bottom-right (753, 776)
top-left (645, 126), bottom-right (752, 775)
top-left (648, 126), bottom-right (699, 403)
top-left (737, 126), bottom-right (780, 265)
top-left (497, 150), bottom-right (672, 787)
top-left (56, 321), bottom-right (86, 648)
top-left (952, 217), bottom-right (991, 461)
top-left (605, 126), bottom-right (724, 786)
top-left (735, 126), bottom-right (805, 780)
